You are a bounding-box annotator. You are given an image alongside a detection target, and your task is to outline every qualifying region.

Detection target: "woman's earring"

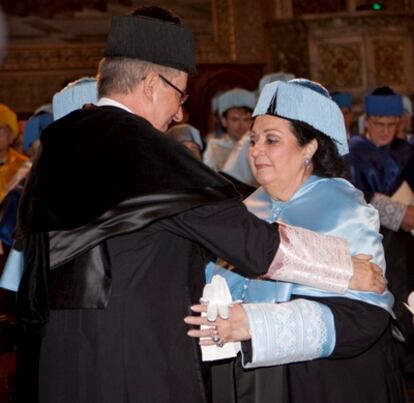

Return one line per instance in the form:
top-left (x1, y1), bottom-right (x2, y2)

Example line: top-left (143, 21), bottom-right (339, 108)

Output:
top-left (304, 158), bottom-right (311, 166)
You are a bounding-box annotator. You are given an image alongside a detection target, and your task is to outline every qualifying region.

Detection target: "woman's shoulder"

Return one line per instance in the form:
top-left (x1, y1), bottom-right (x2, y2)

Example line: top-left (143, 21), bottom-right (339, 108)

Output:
top-left (305, 176), bottom-right (363, 203)
top-left (295, 176), bottom-right (376, 222)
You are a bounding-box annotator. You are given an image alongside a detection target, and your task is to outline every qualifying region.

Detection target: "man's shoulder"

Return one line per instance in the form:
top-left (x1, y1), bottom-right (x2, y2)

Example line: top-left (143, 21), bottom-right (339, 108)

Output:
top-left (55, 105), bottom-right (154, 130)
top-left (42, 105), bottom-right (161, 147)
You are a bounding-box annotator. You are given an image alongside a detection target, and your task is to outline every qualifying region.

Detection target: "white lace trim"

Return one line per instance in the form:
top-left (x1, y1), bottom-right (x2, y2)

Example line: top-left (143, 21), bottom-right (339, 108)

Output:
top-left (371, 193), bottom-right (406, 232)
top-left (266, 222), bottom-right (352, 294)
top-left (243, 299), bottom-right (333, 368)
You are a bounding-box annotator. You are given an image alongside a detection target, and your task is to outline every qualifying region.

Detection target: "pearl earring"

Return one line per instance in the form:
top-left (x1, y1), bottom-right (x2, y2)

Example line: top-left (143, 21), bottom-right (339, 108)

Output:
top-left (304, 158), bottom-right (311, 166)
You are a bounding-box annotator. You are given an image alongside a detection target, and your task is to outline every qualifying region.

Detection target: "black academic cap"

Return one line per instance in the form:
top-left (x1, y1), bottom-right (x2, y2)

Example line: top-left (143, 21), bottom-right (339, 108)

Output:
top-left (104, 15), bottom-right (197, 75)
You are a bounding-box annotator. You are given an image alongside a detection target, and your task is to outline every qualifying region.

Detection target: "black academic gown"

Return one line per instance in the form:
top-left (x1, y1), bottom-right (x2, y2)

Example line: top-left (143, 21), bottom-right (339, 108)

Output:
top-left (15, 106), bottom-right (280, 403)
top-left (211, 298), bottom-right (408, 403)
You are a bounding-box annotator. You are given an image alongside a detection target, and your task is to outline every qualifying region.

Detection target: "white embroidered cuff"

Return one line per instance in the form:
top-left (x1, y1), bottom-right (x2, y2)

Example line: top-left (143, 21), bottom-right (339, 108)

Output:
top-left (265, 223), bottom-right (353, 294)
top-left (371, 193), bottom-right (407, 232)
top-left (242, 300), bottom-right (335, 368)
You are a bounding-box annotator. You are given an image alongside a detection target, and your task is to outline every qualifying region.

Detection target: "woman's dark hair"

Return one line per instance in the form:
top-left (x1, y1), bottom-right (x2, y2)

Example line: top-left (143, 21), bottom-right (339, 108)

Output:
top-left (289, 120), bottom-right (348, 178)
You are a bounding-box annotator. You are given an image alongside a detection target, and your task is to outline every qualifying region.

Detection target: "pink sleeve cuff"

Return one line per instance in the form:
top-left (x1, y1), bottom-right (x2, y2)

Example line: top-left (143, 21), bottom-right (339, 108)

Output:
top-left (265, 223), bottom-right (353, 294)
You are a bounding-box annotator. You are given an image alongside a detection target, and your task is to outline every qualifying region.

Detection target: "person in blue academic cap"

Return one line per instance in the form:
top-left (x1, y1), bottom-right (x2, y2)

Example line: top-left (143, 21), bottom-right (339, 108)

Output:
top-left (22, 105), bottom-right (53, 158)
top-left (166, 123), bottom-right (204, 160)
top-left (346, 86), bottom-right (414, 374)
top-left (331, 91), bottom-right (354, 138)
top-left (203, 88), bottom-right (257, 171)
top-left (186, 79), bottom-right (405, 403)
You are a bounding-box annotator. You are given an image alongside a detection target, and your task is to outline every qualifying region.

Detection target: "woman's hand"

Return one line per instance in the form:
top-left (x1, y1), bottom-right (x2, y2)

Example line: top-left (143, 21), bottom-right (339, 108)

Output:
top-left (349, 254), bottom-right (386, 294)
top-left (184, 303), bottom-right (251, 346)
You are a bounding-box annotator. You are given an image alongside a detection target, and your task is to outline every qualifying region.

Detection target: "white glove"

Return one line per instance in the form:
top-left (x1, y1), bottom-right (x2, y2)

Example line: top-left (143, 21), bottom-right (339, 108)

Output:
top-left (199, 275), bottom-right (241, 361)
top-left (200, 275), bottom-right (232, 321)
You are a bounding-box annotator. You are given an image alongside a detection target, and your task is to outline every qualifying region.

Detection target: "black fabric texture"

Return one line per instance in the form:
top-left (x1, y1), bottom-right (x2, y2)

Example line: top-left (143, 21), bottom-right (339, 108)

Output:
top-left (36, 201), bottom-right (279, 403)
top-left (286, 296), bottom-right (407, 403)
top-left (15, 106), bottom-right (243, 403)
top-left (213, 297), bottom-right (407, 403)
top-left (17, 105), bottom-right (239, 321)
top-left (104, 15), bottom-right (197, 75)
top-left (219, 172), bottom-right (256, 199)
top-left (19, 106), bottom-right (236, 234)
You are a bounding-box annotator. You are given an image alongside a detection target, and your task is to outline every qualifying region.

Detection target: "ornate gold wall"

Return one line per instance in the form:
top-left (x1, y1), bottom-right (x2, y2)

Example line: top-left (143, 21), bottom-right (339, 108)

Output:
top-left (0, 0), bottom-right (267, 115)
top-left (267, 10), bottom-right (414, 108)
top-left (1, 0), bottom-right (414, 118)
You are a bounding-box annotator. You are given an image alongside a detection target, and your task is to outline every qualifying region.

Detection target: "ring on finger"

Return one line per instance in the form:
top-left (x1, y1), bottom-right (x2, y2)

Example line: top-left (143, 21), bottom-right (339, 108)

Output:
top-left (212, 334), bottom-right (224, 348)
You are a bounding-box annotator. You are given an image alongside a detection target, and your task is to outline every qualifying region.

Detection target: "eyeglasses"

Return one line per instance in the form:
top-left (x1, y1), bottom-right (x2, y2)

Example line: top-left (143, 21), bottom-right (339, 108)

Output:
top-left (159, 74), bottom-right (189, 105)
top-left (368, 118), bottom-right (399, 131)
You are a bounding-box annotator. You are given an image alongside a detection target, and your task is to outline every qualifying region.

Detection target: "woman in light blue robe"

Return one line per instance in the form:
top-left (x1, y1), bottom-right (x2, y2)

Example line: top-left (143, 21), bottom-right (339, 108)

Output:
top-left (186, 79), bottom-right (407, 403)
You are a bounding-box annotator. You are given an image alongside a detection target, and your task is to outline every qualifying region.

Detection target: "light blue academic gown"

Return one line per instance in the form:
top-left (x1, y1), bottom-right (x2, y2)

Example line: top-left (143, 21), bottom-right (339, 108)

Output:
top-left (206, 175), bottom-right (393, 367)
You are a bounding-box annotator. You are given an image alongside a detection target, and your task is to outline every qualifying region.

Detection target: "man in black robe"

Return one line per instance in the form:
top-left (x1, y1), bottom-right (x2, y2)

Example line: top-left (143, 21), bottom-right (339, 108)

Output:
top-left (15, 6), bottom-right (382, 403)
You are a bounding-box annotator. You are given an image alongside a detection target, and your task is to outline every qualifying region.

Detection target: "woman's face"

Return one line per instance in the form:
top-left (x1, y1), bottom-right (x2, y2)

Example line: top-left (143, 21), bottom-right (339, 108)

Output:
top-left (248, 115), bottom-right (315, 200)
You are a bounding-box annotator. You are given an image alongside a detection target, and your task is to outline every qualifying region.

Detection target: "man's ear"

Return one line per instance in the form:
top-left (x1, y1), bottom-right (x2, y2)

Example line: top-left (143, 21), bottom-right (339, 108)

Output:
top-left (141, 71), bottom-right (159, 103)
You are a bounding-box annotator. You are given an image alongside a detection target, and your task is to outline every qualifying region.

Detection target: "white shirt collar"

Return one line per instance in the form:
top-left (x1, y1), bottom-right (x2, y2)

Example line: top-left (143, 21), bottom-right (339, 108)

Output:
top-left (97, 97), bottom-right (134, 114)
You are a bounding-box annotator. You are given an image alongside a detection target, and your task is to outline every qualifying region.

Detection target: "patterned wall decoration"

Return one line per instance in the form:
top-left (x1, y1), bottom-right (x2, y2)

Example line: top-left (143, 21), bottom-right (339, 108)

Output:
top-left (267, 20), bottom-right (309, 78)
top-left (232, 0), bottom-right (267, 63)
top-left (0, 70), bottom-right (94, 114)
top-left (0, 44), bottom-right (102, 114)
top-left (198, 0), bottom-right (236, 62)
top-left (313, 41), bottom-right (363, 88)
top-left (372, 40), bottom-right (406, 85)
top-left (0, 0), bottom-right (246, 114)
top-left (1, 45), bottom-right (103, 72)
top-left (267, 11), bottom-right (414, 108)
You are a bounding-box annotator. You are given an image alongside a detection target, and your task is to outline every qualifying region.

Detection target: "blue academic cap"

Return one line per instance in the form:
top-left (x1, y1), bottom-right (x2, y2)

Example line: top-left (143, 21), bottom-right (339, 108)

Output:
top-left (167, 123), bottom-right (204, 151)
top-left (218, 88), bottom-right (257, 116)
top-left (364, 86), bottom-right (403, 117)
top-left (23, 111), bottom-right (53, 152)
top-left (254, 79), bottom-right (348, 155)
top-left (53, 77), bottom-right (98, 121)
top-left (331, 92), bottom-right (352, 109)
top-left (211, 91), bottom-right (224, 114)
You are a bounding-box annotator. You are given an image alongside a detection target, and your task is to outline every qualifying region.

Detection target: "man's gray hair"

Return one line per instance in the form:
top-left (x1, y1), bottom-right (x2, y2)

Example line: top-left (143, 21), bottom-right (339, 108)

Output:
top-left (97, 57), bottom-right (180, 98)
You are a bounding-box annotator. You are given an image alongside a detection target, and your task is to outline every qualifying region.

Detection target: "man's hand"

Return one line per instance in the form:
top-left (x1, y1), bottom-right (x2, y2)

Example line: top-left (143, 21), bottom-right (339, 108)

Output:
top-left (349, 254), bottom-right (386, 294)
